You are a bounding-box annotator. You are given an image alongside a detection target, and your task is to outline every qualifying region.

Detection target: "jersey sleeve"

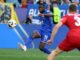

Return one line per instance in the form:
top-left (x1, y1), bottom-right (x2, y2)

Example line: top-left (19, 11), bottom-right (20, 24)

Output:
top-left (61, 15), bottom-right (67, 24)
top-left (45, 10), bottom-right (51, 14)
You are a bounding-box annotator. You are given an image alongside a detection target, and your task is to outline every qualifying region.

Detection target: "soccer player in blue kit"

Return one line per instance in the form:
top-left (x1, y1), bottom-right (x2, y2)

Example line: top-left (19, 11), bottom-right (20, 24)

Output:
top-left (18, 5), bottom-right (53, 54)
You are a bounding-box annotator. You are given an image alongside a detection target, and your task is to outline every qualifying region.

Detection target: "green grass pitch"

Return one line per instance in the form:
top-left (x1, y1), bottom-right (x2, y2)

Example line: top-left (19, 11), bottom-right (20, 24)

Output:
top-left (0, 49), bottom-right (80, 60)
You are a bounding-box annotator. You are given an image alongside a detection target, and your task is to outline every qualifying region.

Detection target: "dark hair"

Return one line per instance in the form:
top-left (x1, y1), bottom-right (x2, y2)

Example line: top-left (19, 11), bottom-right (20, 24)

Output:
top-left (39, 4), bottom-right (45, 13)
top-left (39, 4), bottom-right (44, 8)
top-left (69, 4), bottom-right (77, 12)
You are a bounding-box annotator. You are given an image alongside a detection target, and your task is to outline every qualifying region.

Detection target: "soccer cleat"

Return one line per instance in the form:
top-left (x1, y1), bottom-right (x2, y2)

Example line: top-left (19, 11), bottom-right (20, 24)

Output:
top-left (18, 42), bottom-right (27, 52)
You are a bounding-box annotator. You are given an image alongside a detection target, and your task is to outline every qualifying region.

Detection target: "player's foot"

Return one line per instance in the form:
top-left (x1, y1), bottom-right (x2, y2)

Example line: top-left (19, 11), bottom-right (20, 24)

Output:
top-left (18, 42), bottom-right (27, 52)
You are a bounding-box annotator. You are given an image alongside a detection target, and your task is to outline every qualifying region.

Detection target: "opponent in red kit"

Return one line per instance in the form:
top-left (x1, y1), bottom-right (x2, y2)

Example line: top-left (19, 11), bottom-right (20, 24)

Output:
top-left (46, 4), bottom-right (80, 60)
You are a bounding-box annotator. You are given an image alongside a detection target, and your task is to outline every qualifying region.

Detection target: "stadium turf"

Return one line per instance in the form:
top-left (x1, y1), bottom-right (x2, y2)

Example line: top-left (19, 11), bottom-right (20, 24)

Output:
top-left (0, 49), bottom-right (80, 60)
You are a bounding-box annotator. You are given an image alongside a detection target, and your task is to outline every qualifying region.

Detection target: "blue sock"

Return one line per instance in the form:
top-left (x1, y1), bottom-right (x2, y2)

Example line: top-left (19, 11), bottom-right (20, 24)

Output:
top-left (25, 36), bottom-right (33, 48)
top-left (40, 47), bottom-right (51, 54)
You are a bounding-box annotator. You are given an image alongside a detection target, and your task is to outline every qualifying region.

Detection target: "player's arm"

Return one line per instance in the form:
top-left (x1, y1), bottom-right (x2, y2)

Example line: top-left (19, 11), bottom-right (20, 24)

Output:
top-left (44, 13), bottom-right (58, 17)
top-left (39, 10), bottom-right (53, 17)
top-left (44, 11), bottom-right (56, 17)
top-left (39, 13), bottom-right (53, 17)
top-left (44, 14), bottom-right (53, 17)
top-left (47, 22), bottom-right (63, 44)
top-left (47, 17), bottom-right (67, 45)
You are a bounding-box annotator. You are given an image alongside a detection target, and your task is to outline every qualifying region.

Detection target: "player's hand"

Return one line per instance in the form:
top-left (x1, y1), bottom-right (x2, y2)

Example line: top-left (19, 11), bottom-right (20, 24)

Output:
top-left (47, 40), bottom-right (53, 45)
top-left (39, 14), bottom-right (44, 16)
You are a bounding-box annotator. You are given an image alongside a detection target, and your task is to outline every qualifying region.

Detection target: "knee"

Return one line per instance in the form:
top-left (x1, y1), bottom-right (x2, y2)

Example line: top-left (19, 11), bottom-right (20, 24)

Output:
top-left (31, 31), bottom-right (40, 38)
top-left (46, 58), bottom-right (49, 60)
top-left (46, 56), bottom-right (51, 60)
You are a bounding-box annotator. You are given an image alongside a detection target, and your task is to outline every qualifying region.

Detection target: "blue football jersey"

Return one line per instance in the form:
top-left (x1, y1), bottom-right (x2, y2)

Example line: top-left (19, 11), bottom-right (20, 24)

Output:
top-left (39, 10), bottom-right (53, 33)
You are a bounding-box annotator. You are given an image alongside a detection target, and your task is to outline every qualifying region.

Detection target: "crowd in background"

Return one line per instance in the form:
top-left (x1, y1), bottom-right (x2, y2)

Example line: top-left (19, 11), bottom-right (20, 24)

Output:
top-left (0, 0), bottom-right (80, 24)
top-left (0, 0), bottom-right (80, 13)
top-left (0, 0), bottom-right (80, 8)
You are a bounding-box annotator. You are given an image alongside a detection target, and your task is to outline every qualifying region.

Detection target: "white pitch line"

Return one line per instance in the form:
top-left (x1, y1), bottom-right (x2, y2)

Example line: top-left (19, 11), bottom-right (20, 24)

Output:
top-left (13, 28), bottom-right (25, 44)
top-left (18, 24), bottom-right (29, 38)
top-left (17, 24), bottom-right (35, 49)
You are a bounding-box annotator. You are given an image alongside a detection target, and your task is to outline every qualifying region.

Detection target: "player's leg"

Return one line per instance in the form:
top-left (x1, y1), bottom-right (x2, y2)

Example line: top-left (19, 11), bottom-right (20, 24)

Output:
top-left (31, 30), bottom-right (41, 38)
top-left (25, 30), bottom-right (41, 48)
top-left (39, 32), bottom-right (51, 54)
top-left (47, 47), bottom-right (63, 60)
top-left (39, 42), bottom-right (51, 54)
top-left (18, 33), bottom-right (33, 51)
top-left (47, 37), bottom-right (75, 60)
top-left (18, 30), bottom-right (41, 51)
top-left (18, 42), bottom-right (27, 51)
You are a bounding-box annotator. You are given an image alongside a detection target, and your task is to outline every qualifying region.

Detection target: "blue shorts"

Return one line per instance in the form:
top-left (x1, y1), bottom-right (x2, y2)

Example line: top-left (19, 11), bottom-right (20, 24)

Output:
top-left (39, 30), bottom-right (51, 43)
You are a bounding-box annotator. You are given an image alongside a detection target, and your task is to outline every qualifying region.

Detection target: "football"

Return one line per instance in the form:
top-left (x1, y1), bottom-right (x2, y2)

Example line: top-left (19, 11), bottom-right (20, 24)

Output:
top-left (8, 20), bottom-right (17, 28)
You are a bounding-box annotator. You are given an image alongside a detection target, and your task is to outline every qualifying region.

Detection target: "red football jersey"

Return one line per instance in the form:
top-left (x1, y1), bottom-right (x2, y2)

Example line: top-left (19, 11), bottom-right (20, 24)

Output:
top-left (61, 13), bottom-right (80, 36)
top-left (59, 13), bottom-right (80, 51)
top-left (61, 13), bottom-right (80, 30)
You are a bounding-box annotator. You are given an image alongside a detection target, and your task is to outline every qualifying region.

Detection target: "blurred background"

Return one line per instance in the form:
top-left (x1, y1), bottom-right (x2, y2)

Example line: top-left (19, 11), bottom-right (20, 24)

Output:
top-left (0, 0), bottom-right (75, 48)
top-left (0, 0), bottom-right (80, 60)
